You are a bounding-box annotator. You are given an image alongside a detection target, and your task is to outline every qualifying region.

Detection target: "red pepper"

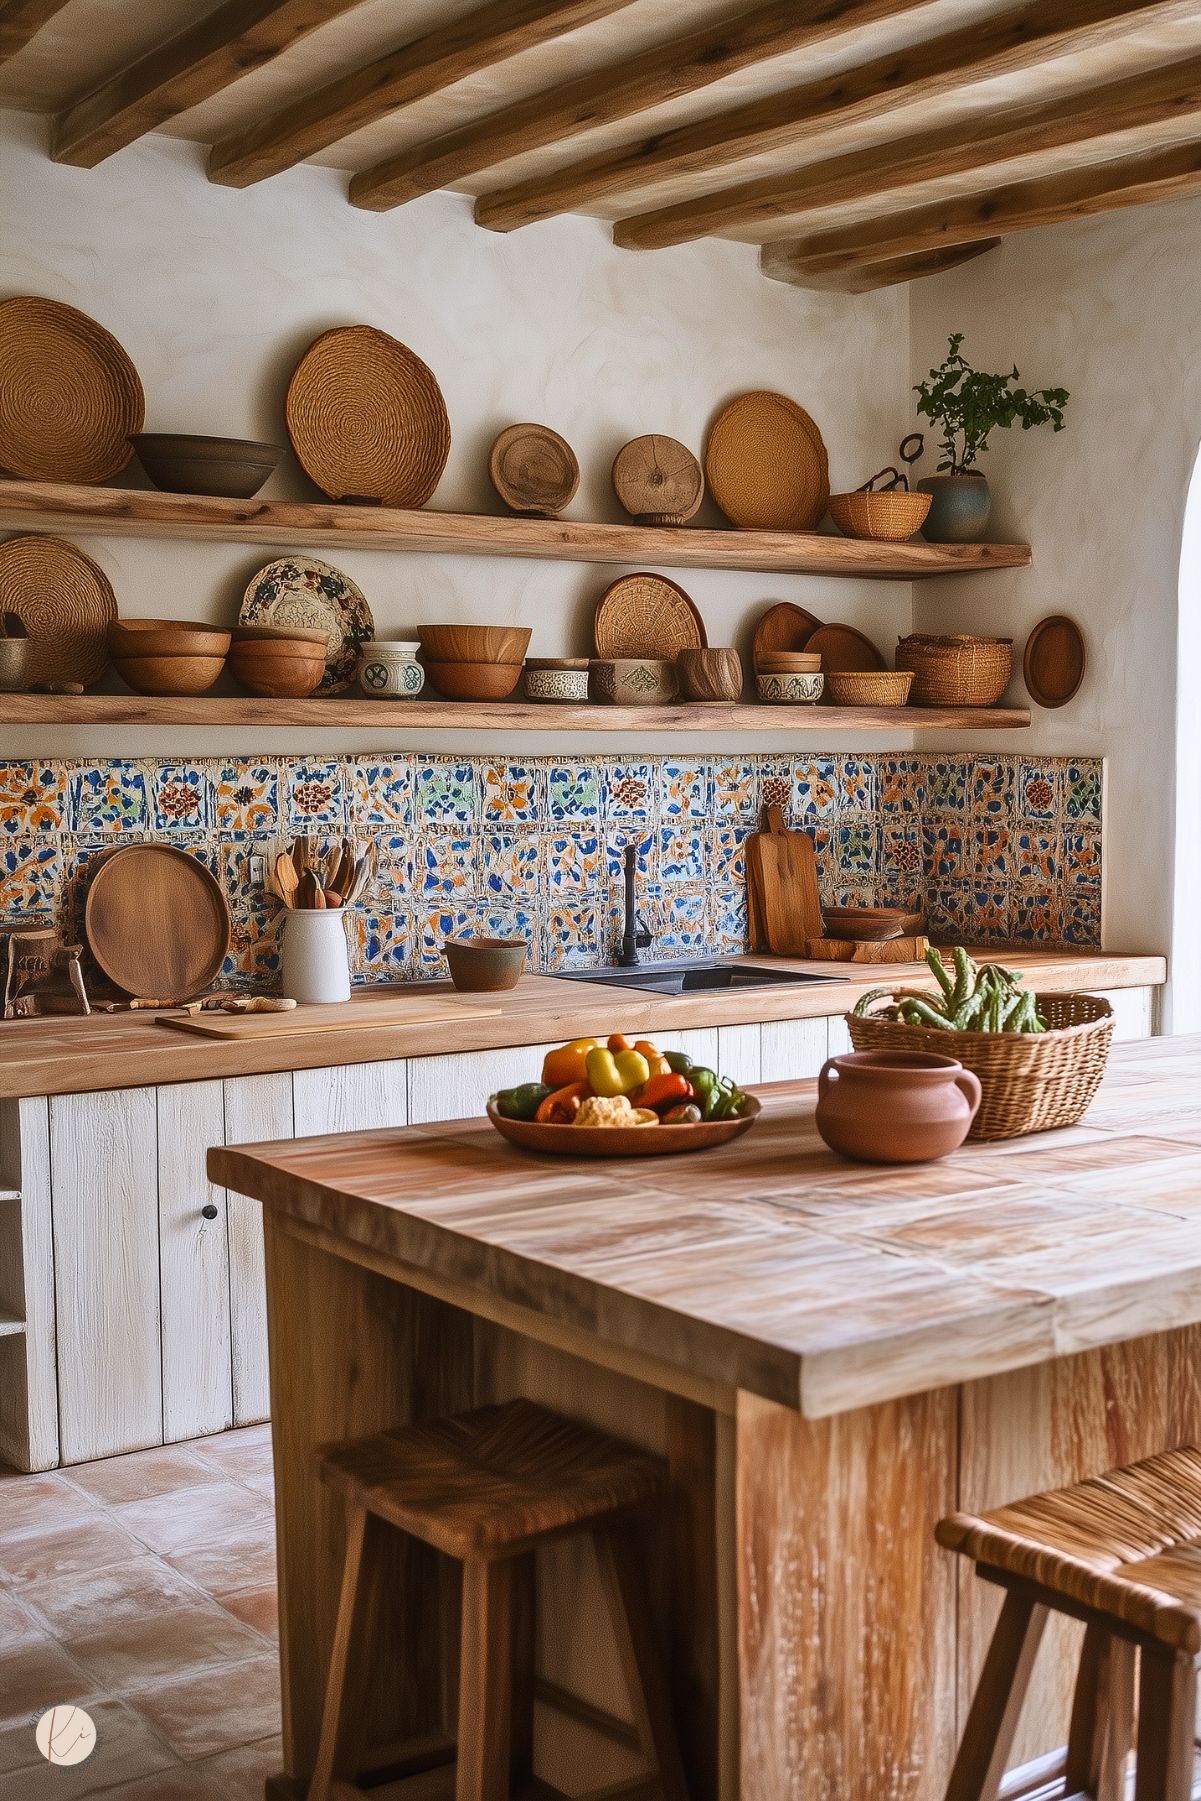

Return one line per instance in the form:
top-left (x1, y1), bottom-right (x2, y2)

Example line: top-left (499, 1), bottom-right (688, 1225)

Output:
top-left (535, 1080), bottom-right (589, 1124)
top-left (635, 1072), bottom-right (695, 1113)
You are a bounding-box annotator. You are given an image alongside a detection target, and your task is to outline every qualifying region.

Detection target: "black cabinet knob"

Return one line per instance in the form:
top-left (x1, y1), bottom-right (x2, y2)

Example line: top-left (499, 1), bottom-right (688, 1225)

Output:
top-left (200, 1203), bottom-right (219, 1220)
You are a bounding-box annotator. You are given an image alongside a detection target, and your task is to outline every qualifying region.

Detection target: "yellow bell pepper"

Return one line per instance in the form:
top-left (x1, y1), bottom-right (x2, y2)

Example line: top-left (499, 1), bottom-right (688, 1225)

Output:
top-left (586, 1045), bottom-right (651, 1098)
top-left (541, 1037), bottom-right (600, 1089)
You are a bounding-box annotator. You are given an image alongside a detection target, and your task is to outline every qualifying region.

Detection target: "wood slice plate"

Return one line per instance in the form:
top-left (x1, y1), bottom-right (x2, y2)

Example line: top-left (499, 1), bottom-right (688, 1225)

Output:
top-left (1024, 615), bottom-right (1085, 708)
top-left (611, 435), bottom-right (704, 524)
top-left (489, 423), bottom-right (579, 516)
top-left (85, 844), bottom-right (231, 1003)
top-left (0, 295), bottom-right (144, 484)
top-left (705, 391), bottom-right (829, 530)
top-left (752, 601), bottom-right (822, 667)
top-left (239, 556), bottom-right (374, 694)
top-left (486, 1094), bottom-right (760, 1158)
top-left (0, 534), bottom-right (116, 686)
top-left (805, 622), bottom-right (886, 674)
top-left (593, 571), bottom-right (707, 659)
top-left (286, 325), bottom-right (450, 508)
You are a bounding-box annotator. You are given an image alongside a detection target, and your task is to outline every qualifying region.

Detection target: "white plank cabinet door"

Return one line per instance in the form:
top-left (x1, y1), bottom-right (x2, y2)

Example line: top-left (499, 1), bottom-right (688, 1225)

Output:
top-left (158, 1081), bottom-right (233, 1445)
top-left (50, 1087), bottom-right (160, 1464)
top-left (716, 1025), bottom-right (762, 1087)
top-left (760, 1018), bottom-right (831, 1083)
top-left (0, 1097), bottom-right (57, 1472)
top-left (1095, 986), bottom-right (1155, 1041)
top-left (408, 1045), bottom-right (555, 1125)
top-left (293, 1059), bottom-right (408, 1134)
top-left (223, 1073), bottom-right (293, 1426)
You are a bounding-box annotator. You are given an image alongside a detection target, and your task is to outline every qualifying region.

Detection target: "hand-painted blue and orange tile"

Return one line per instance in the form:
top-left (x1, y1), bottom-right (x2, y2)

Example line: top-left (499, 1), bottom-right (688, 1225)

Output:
top-left (660, 761), bottom-right (709, 821)
top-left (483, 833), bottom-right (542, 899)
top-left (286, 762), bottom-right (345, 828)
top-left (482, 763), bottom-right (543, 822)
top-left (0, 763), bottom-right (66, 836)
top-left (350, 760), bottom-right (413, 829)
top-left (69, 762), bottom-right (148, 834)
top-left (153, 765), bottom-right (211, 832)
top-left (547, 763), bottom-right (600, 822)
top-left (216, 764), bottom-right (278, 833)
top-left (420, 835), bottom-right (477, 898)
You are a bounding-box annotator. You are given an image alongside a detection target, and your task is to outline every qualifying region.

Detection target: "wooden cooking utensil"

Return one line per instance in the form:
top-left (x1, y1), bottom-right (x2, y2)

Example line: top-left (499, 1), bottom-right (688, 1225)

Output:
top-left (1024, 615), bottom-right (1085, 708)
top-left (747, 806), bottom-right (824, 954)
top-left (85, 845), bottom-right (231, 1003)
top-left (611, 435), bottom-right (704, 524)
top-left (489, 424), bottom-right (579, 517)
top-left (274, 852), bottom-right (300, 909)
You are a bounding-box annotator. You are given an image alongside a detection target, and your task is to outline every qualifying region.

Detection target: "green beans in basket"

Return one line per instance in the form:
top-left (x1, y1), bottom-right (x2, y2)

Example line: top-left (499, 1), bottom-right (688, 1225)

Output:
top-left (852, 949), bottom-right (1048, 1033)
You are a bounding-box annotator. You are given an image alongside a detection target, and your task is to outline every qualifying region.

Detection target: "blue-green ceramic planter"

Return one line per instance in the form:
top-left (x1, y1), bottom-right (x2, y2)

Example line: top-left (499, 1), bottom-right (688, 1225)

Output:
top-left (918, 474), bottom-right (992, 544)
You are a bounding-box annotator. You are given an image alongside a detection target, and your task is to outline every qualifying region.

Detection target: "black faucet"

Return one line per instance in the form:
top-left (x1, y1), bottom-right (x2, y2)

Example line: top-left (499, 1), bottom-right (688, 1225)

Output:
top-left (618, 842), bottom-right (653, 967)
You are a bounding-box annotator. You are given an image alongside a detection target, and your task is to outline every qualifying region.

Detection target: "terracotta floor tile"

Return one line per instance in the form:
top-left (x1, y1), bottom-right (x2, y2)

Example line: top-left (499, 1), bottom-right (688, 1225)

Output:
top-left (191, 1431), bottom-right (274, 1487)
top-left (19, 1555), bottom-right (207, 1638)
top-left (0, 1587), bottom-right (42, 1649)
top-left (213, 1582), bottom-right (278, 1642)
top-left (111, 1481), bottom-right (272, 1558)
top-left (0, 1515), bottom-right (149, 1589)
top-left (93, 1767), bottom-right (223, 1799)
top-left (0, 1629), bottom-right (97, 1728)
top-left (195, 1732), bottom-right (282, 1801)
top-left (128, 1654), bottom-right (280, 1761)
top-left (0, 1697), bottom-right (178, 1798)
top-left (0, 1472), bottom-right (109, 1541)
top-left (163, 1513), bottom-right (276, 1599)
top-left (64, 1446), bottom-right (220, 1508)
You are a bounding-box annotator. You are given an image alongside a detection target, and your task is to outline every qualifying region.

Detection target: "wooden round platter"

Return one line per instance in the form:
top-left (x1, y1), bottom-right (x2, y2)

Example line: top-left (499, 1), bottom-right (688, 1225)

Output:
top-left (1024, 615), bottom-right (1085, 708)
top-left (489, 423), bottom-right (579, 516)
top-left (486, 1094), bottom-right (760, 1158)
top-left (0, 295), bottom-right (144, 484)
top-left (0, 534), bottom-right (116, 686)
top-left (611, 435), bottom-right (704, 524)
top-left (593, 571), bottom-right (706, 659)
top-left (805, 622), bottom-right (886, 674)
top-left (751, 601), bottom-right (821, 667)
top-left (705, 392), bottom-right (829, 531)
top-left (86, 845), bottom-right (231, 1003)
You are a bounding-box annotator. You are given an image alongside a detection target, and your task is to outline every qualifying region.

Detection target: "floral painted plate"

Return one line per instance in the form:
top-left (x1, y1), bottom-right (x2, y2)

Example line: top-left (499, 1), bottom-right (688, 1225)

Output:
top-left (239, 557), bottom-right (374, 694)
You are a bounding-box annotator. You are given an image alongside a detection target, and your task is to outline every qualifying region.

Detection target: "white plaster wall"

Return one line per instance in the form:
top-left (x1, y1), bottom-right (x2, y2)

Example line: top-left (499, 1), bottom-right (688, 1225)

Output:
top-left (909, 200), bottom-right (1201, 983)
top-left (0, 108), bottom-right (916, 760)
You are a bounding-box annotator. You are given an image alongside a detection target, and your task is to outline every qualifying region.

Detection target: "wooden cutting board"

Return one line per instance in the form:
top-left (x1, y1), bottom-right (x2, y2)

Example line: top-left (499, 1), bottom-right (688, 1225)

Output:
top-left (748, 806), bottom-right (824, 955)
top-left (159, 995), bottom-right (502, 1039)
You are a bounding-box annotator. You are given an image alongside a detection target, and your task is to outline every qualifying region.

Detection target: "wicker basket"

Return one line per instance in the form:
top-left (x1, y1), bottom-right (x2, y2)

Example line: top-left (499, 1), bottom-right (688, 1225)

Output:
top-left (825, 669), bottom-right (913, 707)
top-left (846, 991), bottom-right (1115, 1140)
top-left (896, 633), bottom-right (1013, 706)
top-left (828, 489), bottom-right (931, 542)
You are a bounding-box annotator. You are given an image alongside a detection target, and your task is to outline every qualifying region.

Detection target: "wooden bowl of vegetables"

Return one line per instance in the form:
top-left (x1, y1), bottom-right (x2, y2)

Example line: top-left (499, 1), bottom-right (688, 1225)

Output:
top-left (488, 1034), bottom-right (760, 1158)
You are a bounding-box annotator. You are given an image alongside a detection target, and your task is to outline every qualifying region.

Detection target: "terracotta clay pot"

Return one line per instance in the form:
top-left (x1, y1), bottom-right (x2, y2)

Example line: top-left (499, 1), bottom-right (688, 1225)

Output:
top-left (815, 1050), bottom-right (981, 1164)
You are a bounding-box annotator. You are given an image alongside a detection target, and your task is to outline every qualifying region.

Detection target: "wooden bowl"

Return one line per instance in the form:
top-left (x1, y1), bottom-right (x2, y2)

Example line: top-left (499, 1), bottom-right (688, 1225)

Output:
top-left (486, 1092), bottom-right (760, 1158)
top-left (445, 936), bottom-right (526, 991)
top-left (677, 647), bottom-right (742, 703)
top-left (822, 907), bottom-right (924, 942)
top-left (109, 618), bottom-right (231, 658)
top-left (426, 659), bottom-right (523, 700)
top-left (230, 623), bottom-right (329, 648)
top-left (418, 624), bottom-right (531, 664)
top-left (114, 653), bottom-right (226, 695)
top-left (228, 640), bottom-right (325, 697)
top-left (755, 651), bottom-right (822, 673)
top-left (131, 433), bottom-right (281, 498)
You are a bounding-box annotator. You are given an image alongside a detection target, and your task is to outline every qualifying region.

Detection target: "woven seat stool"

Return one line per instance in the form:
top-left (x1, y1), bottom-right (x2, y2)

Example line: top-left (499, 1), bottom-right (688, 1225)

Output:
top-left (307, 1397), bottom-right (689, 1801)
top-left (938, 1445), bottom-right (1201, 1801)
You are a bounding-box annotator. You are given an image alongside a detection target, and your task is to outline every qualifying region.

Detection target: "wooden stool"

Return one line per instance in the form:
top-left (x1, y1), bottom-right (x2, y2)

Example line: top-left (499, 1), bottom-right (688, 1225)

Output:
top-left (938, 1445), bottom-right (1201, 1801)
top-left (308, 1398), bottom-right (689, 1801)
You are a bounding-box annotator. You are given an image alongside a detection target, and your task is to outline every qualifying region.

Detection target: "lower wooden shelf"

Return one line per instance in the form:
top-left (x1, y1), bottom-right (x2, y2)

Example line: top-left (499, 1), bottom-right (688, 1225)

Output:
top-left (0, 695), bottom-right (1033, 730)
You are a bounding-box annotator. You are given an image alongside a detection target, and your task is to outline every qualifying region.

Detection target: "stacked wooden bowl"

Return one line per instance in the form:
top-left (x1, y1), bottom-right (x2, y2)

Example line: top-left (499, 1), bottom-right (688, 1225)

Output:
top-left (109, 619), bottom-right (230, 695)
top-left (229, 624), bottom-right (327, 697)
top-left (418, 624), bottom-right (531, 700)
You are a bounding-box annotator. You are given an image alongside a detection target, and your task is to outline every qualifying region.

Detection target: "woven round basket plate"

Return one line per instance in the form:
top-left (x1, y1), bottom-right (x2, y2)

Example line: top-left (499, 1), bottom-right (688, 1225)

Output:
top-left (593, 572), bottom-right (707, 660)
top-left (705, 392), bottom-right (829, 530)
top-left (806, 622), bottom-right (886, 675)
top-left (239, 556), bottom-right (374, 694)
top-left (0, 535), bottom-right (116, 686)
top-left (86, 844), bottom-right (230, 1004)
top-left (0, 296), bottom-right (144, 484)
top-left (286, 325), bottom-right (450, 508)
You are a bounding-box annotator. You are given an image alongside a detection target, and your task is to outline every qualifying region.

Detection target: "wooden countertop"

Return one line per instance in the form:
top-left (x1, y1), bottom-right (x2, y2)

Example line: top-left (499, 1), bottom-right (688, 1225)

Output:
top-left (0, 948), bottom-right (1164, 1099)
top-left (213, 1031), bottom-right (1199, 1422)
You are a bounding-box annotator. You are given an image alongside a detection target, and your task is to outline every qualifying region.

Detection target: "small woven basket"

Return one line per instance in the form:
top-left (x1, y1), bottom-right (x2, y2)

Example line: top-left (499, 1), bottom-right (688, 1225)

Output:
top-left (896, 633), bottom-right (1013, 706)
top-left (847, 992), bottom-right (1115, 1140)
top-left (825, 669), bottom-right (913, 707)
top-left (828, 489), bottom-right (931, 542)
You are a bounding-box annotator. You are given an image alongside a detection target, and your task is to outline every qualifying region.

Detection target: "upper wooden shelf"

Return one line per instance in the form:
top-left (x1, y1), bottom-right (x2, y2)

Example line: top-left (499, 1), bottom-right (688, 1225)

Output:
top-left (0, 694), bottom-right (1031, 732)
top-left (0, 481), bottom-right (1032, 579)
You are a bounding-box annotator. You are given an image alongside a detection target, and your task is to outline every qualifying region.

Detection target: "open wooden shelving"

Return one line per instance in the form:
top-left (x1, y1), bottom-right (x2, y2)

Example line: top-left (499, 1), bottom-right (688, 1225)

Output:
top-left (0, 480), bottom-right (1032, 579)
top-left (0, 694), bottom-right (1031, 731)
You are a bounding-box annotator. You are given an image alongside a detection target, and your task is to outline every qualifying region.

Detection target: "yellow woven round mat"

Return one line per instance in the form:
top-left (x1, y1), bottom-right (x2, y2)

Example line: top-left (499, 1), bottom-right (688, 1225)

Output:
top-left (286, 325), bottom-right (451, 507)
top-left (593, 572), bottom-right (707, 660)
top-left (0, 535), bottom-right (116, 686)
top-left (0, 296), bottom-right (144, 484)
top-left (705, 391), bottom-right (829, 530)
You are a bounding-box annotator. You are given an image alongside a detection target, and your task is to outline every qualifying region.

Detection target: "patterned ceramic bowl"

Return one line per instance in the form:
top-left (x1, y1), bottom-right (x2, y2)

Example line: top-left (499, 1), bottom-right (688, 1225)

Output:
top-left (358, 641), bottom-right (424, 699)
top-left (591, 659), bottom-right (679, 705)
top-left (756, 671), bottom-right (825, 705)
top-left (524, 659), bottom-right (590, 702)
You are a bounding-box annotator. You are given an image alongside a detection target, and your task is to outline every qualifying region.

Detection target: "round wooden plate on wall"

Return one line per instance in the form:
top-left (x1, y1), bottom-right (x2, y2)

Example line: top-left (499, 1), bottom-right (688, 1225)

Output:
top-left (593, 572), bottom-right (707, 659)
top-left (489, 424), bottom-right (579, 516)
top-left (0, 295), bottom-right (144, 484)
top-left (1024, 615), bottom-right (1086, 708)
top-left (86, 845), bottom-right (231, 1003)
top-left (751, 601), bottom-right (822, 666)
top-left (705, 392), bottom-right (829, 531)
top-left (612, 435), bottom-right (704, 524)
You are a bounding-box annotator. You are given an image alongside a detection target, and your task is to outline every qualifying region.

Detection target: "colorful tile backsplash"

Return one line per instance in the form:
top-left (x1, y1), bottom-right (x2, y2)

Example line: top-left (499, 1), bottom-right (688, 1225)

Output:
top-left (0, 753), bottom-right (1103, 986)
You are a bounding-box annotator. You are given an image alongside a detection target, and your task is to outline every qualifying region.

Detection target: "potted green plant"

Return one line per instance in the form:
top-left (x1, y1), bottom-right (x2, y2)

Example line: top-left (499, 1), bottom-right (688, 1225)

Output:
top-left (913, 334), bottom-right (1069, 542)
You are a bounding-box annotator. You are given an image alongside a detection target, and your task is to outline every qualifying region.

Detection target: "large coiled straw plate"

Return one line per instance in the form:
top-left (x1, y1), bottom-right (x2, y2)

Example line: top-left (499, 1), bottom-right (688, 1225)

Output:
top-left (286, 325), bottom-right (451, 508)
top-left (0, 534), bottom-right (116, 685)
top-left (0, 296), bottom-right (144, 484)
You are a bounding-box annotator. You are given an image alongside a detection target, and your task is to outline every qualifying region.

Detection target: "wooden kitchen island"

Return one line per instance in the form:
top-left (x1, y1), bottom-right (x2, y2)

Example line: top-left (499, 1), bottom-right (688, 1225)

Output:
top-left (211, 1033), bottom-right (1201, 1801)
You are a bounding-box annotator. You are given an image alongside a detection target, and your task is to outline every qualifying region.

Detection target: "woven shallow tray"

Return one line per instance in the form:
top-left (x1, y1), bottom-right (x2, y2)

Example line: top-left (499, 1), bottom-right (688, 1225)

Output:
top-left (593, 571), bottom-right (706, 659)
top-left (0, 295), bottom-right (144, 484)
top-left (847, 992), bottom-right (1115, 1140)
top-left (286, 325), bottom-right (450, 508)
top-left (705, 391), bottom-right (829, 530)
top-left (0, 534), bottom-right (116, 686)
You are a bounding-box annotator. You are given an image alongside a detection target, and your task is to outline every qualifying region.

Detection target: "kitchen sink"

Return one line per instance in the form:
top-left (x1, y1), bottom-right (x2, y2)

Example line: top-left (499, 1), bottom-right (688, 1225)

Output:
top-left (557, 960), bottom-right (841, 994)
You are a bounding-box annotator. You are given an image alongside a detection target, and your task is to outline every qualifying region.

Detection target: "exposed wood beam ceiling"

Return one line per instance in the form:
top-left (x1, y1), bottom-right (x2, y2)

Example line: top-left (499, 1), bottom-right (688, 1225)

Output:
top-left (8, 0), bottom-right (1201, 290)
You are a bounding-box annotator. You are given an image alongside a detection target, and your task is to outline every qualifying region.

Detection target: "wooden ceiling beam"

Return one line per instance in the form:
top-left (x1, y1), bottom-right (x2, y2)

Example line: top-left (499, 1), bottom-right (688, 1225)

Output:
top-left (208, 0), bottom-right (633, 189)
top-left (762, 137), bottom-right (1201, 279)
top-left (347, 0), bottom-right (939, 214)
top-left (762, 239), bottom-right (1001, 292)
top-left (473, 0), bottom-right (1201, 233)
top-left (0, 0), bottom-right (73, 64)
top-left (616, 53), bottom-right (1201, 249)
top-left (52, 0), bottom-right (365, 169)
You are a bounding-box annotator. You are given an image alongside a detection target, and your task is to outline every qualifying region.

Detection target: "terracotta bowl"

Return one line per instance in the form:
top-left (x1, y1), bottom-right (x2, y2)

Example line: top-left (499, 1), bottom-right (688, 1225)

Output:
top-left (418, 624), bottom-right (531, 664)
top-left (109, 619), bottom-right (231, 659)
top-left (132, 433), bottom-right (281, 499)
top-left (113, 653), bottom-right (227, 696)
top-left (444, 936), bottom-right (527, 992)
top-left (815, 1051), bottom-right (981, 1164)
top-left (426, 659), bottom-right (523, 701)
top-left (228, 640), bottom-right (325, 698)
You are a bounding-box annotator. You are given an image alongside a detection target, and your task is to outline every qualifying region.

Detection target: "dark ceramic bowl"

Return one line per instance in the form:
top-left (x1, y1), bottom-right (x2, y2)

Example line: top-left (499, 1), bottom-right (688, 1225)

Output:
top-left (131, 434), bottom-right (282, 498)
top-left (444, 936), bottom-right (526, 992)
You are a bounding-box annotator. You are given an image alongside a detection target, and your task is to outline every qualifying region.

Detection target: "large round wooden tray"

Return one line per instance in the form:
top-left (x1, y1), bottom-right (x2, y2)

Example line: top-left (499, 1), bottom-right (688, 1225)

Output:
top-left (486, 1093), bottom-right (760, 1157)
top-left (86, 844), bottom-right (230, 1002)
